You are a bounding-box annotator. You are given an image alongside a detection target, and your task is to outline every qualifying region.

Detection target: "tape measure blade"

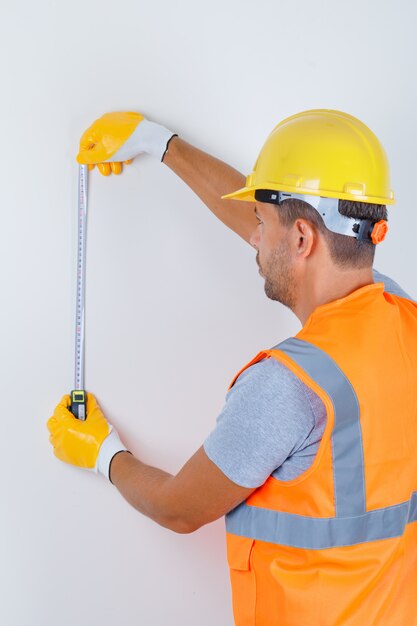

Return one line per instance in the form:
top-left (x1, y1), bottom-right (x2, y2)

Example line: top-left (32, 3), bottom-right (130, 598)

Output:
top-left (74, 164), bottom-right (88, 391)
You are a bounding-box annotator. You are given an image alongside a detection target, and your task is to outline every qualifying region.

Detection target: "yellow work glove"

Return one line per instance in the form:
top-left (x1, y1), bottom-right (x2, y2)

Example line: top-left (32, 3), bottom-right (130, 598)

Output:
top-left (47, 393), bottom-right (128, 481)
top-left (77, 111), bottom-right (176, 176)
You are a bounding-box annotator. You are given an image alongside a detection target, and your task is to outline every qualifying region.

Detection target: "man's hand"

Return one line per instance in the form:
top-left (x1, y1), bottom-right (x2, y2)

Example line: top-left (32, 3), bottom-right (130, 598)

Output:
top-left (77, 112), bottom-right (176, 176)
top-left (47, 393), bottom-right (128, 480)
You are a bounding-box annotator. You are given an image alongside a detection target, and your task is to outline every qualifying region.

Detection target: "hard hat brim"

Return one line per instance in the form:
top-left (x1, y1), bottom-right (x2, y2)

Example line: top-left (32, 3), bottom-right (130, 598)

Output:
top-left (222, 186), bottom-right (257, 202)
top-left (222, 184), bottom-right (394, 205)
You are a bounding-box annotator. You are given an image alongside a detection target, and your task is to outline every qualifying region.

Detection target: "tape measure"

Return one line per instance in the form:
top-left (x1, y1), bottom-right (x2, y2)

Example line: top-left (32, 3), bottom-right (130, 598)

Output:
top-left (70, 164), bottom-right (88, 420)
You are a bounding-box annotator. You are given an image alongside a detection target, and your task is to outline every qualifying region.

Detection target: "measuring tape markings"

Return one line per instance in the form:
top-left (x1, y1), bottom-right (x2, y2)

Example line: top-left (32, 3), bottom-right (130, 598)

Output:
top-left (71, 164), bottom-right (88, 420)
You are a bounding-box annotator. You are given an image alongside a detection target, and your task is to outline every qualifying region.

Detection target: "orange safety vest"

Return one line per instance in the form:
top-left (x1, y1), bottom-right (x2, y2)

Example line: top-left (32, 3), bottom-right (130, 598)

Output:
top-left (226, 283), bottom-right (417, 626)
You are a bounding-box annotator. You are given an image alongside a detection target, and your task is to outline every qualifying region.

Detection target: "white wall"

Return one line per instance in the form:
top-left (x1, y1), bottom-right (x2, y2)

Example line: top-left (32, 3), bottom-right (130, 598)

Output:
top-left (1, 1), bottom-right (416, 624)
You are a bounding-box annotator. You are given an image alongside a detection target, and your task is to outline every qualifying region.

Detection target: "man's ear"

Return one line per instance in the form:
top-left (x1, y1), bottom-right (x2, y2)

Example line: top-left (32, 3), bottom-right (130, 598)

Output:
top-left (291, 219), bottom-right (316, 258)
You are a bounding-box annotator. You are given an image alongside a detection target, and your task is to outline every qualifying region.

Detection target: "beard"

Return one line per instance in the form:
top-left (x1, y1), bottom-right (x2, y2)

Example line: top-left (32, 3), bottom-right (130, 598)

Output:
top-left (256, 243), bottom-right (296, 310)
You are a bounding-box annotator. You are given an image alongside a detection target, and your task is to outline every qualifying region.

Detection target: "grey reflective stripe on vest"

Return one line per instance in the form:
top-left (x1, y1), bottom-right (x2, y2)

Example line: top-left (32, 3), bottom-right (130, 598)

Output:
top-left (277, 337), bottom-right (366, 517)
top-left (225, 337), bottom-right (415, 549)
top-left (226, 491), bottom-right (417, 550)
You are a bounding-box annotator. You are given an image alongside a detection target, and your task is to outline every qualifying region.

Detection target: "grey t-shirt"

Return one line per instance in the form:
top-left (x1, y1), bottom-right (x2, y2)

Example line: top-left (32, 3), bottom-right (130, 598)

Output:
top-left (203, 271), bottom-right (412, 488)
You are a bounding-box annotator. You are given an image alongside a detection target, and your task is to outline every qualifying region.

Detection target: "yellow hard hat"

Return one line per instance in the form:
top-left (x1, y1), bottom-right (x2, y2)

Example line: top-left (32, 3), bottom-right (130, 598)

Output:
top-left (223, 109), bottom-right (394, 205)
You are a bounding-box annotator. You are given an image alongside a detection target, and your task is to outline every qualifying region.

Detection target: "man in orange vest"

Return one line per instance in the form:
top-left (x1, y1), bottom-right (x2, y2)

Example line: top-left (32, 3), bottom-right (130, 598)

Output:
top-left (48, 110), bottom-right (417, 625)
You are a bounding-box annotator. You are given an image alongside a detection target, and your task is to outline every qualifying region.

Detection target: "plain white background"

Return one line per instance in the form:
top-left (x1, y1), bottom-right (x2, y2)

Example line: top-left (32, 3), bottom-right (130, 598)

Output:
top-left (1, 1), bottom-right (416, 624)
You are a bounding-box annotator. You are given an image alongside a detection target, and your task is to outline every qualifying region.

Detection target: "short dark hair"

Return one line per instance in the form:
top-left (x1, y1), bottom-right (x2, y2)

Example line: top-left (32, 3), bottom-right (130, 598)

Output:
top-left (275, 199), bottom-right (388, 268)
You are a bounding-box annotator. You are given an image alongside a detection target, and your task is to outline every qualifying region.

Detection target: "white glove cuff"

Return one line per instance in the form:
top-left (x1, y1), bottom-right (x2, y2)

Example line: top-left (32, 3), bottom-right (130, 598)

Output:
top-left (106, 119), bottom-right (176, 162)
top-left (96, 428), bottom-right (128, 481)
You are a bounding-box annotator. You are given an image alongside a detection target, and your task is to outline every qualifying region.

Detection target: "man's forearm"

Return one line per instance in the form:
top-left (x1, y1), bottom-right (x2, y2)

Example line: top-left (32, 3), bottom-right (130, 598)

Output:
top-left (109, 445), bottom-right (255, 535)
top-left (163, 137), bottom-right (257, 244)
top-left (110, 451), bottom-right (193, 533)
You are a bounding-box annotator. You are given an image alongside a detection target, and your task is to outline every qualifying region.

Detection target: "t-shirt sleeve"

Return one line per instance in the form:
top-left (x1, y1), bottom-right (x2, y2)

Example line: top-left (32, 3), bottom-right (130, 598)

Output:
top-left (373, 268), bottom-right (413, 300)
top-left (203, 357), bottom-right (316, 488)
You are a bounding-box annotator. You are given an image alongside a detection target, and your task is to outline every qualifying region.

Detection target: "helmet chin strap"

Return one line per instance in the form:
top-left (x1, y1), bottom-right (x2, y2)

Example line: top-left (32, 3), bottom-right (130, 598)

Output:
top-left (255, 190), bottom-right (377, 242)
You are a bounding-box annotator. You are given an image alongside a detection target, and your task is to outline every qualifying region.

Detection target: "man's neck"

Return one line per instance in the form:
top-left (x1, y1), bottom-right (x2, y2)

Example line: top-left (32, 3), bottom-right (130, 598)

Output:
top-left (294, 266), bottom-right (375, 326)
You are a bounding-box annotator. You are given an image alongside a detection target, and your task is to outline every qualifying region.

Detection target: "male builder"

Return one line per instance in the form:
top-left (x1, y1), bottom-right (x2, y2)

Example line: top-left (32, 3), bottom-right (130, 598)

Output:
top-left (47, 110), bottom-right (417, 625)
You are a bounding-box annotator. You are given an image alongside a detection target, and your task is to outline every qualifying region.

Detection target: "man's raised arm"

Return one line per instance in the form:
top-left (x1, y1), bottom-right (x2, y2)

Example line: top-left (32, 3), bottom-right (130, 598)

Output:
top-left (162, 136), bottom-right (256, 243)
top-left (77, 111), bottom-right (257, 244)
